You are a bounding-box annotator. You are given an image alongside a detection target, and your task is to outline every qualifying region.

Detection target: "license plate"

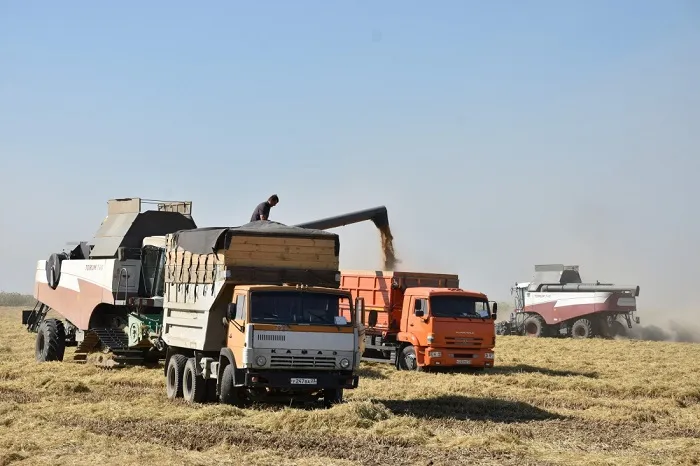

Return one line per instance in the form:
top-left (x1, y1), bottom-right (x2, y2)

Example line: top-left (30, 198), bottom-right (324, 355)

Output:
top-left (290, 377), bottom-right (317, 385)
top-left (456, 359), bottom-right (472, 365)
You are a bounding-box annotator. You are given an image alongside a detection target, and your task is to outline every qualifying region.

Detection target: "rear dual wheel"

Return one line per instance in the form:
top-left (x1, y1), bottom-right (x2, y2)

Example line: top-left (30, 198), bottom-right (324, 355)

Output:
top-left (166, 354), bottom-right (188, 399)
top-left (166, 355), bottom-right (211, 403)
top-left (182, 358), bottom-right (207, 403)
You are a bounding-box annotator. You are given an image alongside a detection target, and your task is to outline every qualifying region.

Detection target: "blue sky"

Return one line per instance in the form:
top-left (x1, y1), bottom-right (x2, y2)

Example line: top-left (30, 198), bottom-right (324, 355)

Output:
top-left (1, 1), bottom-right (698, 325)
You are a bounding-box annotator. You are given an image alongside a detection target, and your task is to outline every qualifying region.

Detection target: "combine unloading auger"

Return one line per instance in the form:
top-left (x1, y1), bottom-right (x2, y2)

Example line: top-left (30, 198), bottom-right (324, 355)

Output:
top-left (294, 206), bottom-right (389, 231)
top-left (294, 206), bottom-right (398, 270)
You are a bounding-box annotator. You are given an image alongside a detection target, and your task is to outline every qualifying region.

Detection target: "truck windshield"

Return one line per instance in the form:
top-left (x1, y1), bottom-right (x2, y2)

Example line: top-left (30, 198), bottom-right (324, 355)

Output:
top-left (250, 291), bottom-right (351, 325)
top-left (430, 296), bottom-right (490, 318)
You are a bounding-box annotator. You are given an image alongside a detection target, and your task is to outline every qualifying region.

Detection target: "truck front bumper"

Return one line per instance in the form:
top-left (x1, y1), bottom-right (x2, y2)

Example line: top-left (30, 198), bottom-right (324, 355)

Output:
top-left (244, 370), bottom-right (359, 390)
top-left (422, 347), bottom-right (495, 368)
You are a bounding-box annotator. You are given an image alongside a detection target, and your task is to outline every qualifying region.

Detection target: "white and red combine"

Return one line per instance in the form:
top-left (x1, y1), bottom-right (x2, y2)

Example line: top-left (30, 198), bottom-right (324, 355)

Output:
top-left (497, 264), bottom-right (640, 339)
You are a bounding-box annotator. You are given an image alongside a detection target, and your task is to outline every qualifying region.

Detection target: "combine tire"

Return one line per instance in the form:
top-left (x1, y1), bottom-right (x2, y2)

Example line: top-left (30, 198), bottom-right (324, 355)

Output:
top-left (610, 321), bottom-right (627, 338)
top-left (35, 318), bottom-right (66, 362)
top-left (571, 319), bottom-right (595, 339)
top-left (182, 358), bottom-right (207, 403)
top-left (165, 354), bottom-right (188, 400)
top-left (219, 364), bottom-right (244, 407)
top-left (322, 388), bottom-right (344, 408)
top-left (523, 315), bottom-right (547, 337)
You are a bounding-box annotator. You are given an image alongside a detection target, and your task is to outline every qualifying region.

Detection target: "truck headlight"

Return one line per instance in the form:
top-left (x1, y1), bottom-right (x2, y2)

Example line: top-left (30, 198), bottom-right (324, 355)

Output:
top-left (429, 351), bottom-right (442, 358)
top-left (427, 333), bottom-right (435, 344)
top-left (339, 358), bottom-right (350, 369)
top-left (485, 352), bottom-right (494, 359)
top-left (255, 355), bottom-right (267, 366)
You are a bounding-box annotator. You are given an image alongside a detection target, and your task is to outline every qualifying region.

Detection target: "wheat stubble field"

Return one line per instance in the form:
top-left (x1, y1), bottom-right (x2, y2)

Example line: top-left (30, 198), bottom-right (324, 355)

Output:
top-left (0, 306), bottom-right (699, 466)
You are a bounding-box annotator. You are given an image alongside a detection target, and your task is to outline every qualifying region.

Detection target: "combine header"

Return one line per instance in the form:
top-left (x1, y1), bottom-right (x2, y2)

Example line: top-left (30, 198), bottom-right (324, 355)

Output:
top-left (496, 264), bottom-right (640, 339)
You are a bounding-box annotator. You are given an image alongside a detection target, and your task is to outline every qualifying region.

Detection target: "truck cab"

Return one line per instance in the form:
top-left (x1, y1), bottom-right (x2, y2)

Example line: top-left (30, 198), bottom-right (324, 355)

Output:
top-left (396, 288), bottom-right (497, 370)
top-left (214, 284), bottom-right (361, 406)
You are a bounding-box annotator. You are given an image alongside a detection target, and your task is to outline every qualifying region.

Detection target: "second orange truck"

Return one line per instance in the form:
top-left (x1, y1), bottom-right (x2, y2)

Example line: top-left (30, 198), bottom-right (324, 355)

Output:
top-left (340, 270), bottom-right (498, 371)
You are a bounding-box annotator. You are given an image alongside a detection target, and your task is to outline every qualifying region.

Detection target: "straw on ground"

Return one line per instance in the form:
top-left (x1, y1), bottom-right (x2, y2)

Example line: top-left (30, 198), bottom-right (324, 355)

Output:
top-left (0, 306), bottom-right (699, 466)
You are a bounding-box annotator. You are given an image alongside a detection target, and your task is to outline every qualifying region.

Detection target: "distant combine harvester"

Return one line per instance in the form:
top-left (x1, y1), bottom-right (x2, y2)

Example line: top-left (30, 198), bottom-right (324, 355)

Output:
top-left (496, 264), bottom-right (640, 339)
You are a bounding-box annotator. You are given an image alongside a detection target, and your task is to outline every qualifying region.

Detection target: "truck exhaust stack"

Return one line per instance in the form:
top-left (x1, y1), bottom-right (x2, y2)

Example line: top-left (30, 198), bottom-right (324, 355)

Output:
top-left (294, 206), bottom-right (399, 270)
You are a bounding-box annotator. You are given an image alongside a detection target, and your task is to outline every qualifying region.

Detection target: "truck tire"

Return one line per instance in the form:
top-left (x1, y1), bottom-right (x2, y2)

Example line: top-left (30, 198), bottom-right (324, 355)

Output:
top-left (165, 354), bottom-right (188, 400)
top-left (219, 364), bottom-right (244, 407)
top-left (182, 357), bottom-right (206, 403)
top-left (398, 346), bottom-right (424, 371)
top-left (322, 388), bottom-right (344, 408)
top-left (523, 315), bottom-right (547, 337)
top-left (35, 318), bottom-right (66, 362)
top-left (571, 319), bottom-right (595, 339)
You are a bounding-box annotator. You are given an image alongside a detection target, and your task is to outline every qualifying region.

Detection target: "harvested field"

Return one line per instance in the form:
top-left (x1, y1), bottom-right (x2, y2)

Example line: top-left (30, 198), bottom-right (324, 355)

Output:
top-left (1, 306), bottom-right (699, 466)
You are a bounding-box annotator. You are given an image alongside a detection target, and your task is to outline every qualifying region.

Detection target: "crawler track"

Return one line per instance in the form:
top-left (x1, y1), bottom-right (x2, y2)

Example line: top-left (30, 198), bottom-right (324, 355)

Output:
top-left (73, 328), bottom-right (147, 368)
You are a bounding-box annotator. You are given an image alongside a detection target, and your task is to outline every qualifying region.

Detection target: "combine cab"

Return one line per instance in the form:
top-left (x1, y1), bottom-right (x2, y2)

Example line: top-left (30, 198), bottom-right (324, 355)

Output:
top-left (496, 264), bottom-right (640, 339)
top-left (23, 197), bottom-right (196, 367)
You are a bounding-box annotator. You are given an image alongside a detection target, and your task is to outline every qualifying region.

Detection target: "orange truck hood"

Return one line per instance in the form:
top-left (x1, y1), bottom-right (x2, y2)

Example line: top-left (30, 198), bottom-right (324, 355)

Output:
top-left (428, 318), bottom-right (495, 348)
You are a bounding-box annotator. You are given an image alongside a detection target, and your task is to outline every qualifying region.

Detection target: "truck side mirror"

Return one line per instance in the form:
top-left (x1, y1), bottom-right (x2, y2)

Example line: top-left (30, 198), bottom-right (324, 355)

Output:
top-left (414, 309), bottom-right (424, 317)
top-left (492, 302), bottom-right (498, 320)
top-left (226, 302), bottom-right (237, 321)
top-left (355, 297), bottom-right (365, 325)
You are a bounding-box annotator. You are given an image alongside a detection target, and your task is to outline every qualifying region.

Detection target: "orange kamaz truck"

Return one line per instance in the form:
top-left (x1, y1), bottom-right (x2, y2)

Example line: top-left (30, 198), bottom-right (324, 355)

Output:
top-left (340, 270), bottom-right (497, 371)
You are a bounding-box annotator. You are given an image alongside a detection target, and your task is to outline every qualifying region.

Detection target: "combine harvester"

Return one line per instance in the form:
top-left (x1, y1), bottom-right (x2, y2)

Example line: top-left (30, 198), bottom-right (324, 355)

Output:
top-left (496, 264), bottom-right (641, 339)
top-left (23, 197), bottom-right (366, 407)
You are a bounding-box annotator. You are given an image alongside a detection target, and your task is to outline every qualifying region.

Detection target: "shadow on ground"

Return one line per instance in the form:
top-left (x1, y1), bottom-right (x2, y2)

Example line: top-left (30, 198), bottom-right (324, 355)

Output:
top-left (357, 367), bottom-right (388, 380)
top-left (489, 364), bottom-right (599, 378)
top-left (377, 395), bottom-right (564, 423)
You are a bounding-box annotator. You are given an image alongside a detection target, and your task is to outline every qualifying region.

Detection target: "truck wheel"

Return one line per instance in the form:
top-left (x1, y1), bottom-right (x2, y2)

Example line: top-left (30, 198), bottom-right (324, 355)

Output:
top-left (35, 318), bottom-right (66, 362)
top-left (182, 358), bottom-right (206, 403)
top-left (322, 388), bottom-right (343, 408)
top-left (571, 319), bottom-right (594, 339)
top-left (398, 346), bottom-right (424, 371)
top-left (523, 315), bottom-right (546, 337)
top-left (165, 354), bottom-right (188, 400)
top-left (219, 364), bottom-right (244, 407)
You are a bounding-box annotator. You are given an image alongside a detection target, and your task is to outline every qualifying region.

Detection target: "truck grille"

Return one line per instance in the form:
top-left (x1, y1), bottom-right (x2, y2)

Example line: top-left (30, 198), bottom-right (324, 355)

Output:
top-left (270, 355), bottom-right (336, 369)
top-left (257, 333), bottom-right (286, 342)
top-left (445, 336), bottom-right (483, 346)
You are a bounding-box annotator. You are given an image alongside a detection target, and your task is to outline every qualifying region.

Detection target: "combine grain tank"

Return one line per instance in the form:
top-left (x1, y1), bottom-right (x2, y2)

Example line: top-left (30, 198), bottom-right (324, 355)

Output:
top-left (23, 197), bottom-right (196, 367)
top-left (496, 264), bottom-right (641, 339)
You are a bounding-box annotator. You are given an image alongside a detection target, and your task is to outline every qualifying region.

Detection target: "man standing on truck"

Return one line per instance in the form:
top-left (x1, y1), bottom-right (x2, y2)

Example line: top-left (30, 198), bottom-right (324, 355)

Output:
top-left (250, 194), bottom-right (279, 222)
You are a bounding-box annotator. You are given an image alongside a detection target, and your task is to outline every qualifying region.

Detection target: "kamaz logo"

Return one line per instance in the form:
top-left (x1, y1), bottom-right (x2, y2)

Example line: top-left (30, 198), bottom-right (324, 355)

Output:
top-left (456, 331), bottom-right (474, 335)
top-left (85, 264), bottom-right (104, 271)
